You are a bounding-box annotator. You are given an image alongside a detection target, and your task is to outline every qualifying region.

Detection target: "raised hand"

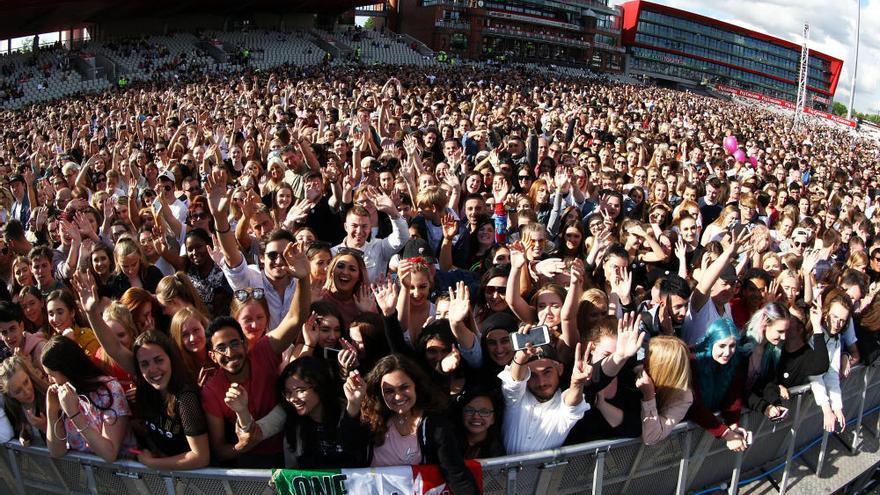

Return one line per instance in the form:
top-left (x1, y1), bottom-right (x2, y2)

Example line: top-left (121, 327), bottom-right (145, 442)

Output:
top-left (446, 281), bottom-right (471, 325)
top-left (674, 237), bottom-right (687, 260)
top-left (614, 312), bottom-right (645, 361)
top-left (353, 283), bottom-right (378, 314)
top-left (492, 177), bottom-right (509, 204)
top-left (810, 292), bottom-right (823, 334)
top-left (302, 312), bottom-right (320, 348)
top-left (509, 241), bottom-right (526, 269)
top-left (343, 370), bottom-right (366, 416)
top-left (205, 169), bottom-right (228, 215)
top-left (372, 277), bottom-right (399, 316)
top-left (441, 213), bottom-right (459, 241)
top-left (570, 341), bottom-right (595, 387)
top-left (71, 270), bottom-right (99, 314)
top-left (283, 240), bottom-right (310, 280)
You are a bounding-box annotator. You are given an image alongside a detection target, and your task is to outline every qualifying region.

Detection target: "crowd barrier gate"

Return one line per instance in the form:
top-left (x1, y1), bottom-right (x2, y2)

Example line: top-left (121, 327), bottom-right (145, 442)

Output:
top-left (0, 363), bottom-right (877, 495)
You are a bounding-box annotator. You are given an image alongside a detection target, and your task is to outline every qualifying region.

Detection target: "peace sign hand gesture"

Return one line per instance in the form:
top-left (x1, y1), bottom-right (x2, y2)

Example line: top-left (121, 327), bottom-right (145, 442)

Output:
top-left (570, 341), bottom-right (595, 387)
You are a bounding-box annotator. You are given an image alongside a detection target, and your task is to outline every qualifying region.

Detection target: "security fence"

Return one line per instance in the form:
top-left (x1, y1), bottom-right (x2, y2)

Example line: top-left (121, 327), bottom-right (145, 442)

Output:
top-left (0, 363), bottom-right (877, 495)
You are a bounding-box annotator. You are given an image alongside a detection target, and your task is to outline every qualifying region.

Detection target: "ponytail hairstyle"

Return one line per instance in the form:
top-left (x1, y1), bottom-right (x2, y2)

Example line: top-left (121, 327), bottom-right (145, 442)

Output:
top-left (742, 302), bottom-right (788, 378)
top-left (155, 272), bottom-right (210, 318)
top-left (694, 318), bottom-right (740, 410)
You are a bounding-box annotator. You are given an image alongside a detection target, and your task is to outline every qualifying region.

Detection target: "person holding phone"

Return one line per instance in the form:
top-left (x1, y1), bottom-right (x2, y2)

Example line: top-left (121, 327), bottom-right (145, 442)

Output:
top-left (742, 302), bottom-right (791, 421)
top-left (499, 312), bottom-right (643, 455)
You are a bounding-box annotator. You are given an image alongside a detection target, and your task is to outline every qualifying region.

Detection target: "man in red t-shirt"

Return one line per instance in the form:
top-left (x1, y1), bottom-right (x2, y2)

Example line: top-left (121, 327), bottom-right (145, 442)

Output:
top-left (201, 242), bottom-right (310, 468)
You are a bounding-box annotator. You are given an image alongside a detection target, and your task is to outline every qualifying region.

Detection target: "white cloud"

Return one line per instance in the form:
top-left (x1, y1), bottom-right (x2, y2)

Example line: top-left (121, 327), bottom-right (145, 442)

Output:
top-left (612, 0), bottom-right (880, 114)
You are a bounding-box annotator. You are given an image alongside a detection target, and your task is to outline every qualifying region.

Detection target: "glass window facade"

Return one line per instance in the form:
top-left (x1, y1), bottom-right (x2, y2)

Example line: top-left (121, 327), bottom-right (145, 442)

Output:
top-left (635, 10), bottom-right (833, 91)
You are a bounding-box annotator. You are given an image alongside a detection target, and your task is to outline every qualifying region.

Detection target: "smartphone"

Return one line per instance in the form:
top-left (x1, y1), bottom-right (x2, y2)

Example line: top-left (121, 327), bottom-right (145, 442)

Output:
top-left (512, 325), bottom-right (550, 351)
top-left (324, 348), bottom-right (342, 360)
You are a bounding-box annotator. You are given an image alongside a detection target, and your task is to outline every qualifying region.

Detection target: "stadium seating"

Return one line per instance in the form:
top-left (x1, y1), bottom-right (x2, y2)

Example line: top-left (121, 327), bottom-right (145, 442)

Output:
top-left (335, 26), bottom-right (434, 66)
top-left (205, 29), bottom-right (325, 69)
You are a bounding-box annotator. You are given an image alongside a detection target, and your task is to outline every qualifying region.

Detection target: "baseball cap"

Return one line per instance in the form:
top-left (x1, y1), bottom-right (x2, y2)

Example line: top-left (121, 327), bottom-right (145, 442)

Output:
top-left (401, 238), bottom-right (437, 264)
top-left (158, 170), bottom-right (175, 182)
top-left (525, 344), bottom-right (561, 364)
top-left (6, 174), bottom-right (23, 185)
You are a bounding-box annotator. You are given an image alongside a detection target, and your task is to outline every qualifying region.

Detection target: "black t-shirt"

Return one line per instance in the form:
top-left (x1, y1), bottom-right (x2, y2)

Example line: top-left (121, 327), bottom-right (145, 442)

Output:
top-left (700, 203), bottom-right (723, 226)
top-left (139, 389), bottom-right (208, 457)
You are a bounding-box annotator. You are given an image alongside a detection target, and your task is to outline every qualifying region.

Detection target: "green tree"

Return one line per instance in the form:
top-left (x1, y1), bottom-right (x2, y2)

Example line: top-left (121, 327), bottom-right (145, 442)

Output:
top-left (364, 17), bottom-right (378, 30)
top-left (831, 101), bottom-right (847, 117)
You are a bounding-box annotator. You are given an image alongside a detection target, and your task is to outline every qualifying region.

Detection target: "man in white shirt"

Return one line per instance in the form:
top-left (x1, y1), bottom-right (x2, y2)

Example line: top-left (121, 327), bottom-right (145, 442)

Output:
top-left (153, 170), bottom-right (188, 226)
top-left (206, 169), bottom-right (298, 330)
top-left (498, 343), bottom-right (590, 455)
top-left (332, 194), bottom-right (410, 283)
top-left (499, 317), bottom-right (645, 455)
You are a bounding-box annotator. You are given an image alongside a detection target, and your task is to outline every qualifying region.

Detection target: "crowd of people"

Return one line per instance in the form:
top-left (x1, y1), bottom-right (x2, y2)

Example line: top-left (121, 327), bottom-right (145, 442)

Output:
top-left (0, 58), bottom-right (877, 492)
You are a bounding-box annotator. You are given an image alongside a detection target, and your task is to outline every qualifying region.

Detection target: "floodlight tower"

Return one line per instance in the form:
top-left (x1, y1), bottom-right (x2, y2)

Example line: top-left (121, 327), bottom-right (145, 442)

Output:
top-left (847, 0), bottom-right (860, 120)
top-left (793, 22), bottom-right (810, 131)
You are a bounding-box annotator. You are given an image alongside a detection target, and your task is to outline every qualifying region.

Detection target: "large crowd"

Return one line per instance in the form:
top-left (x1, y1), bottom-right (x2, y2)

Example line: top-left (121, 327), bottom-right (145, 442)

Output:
top-left (0, 58), bottom-right (877, 493)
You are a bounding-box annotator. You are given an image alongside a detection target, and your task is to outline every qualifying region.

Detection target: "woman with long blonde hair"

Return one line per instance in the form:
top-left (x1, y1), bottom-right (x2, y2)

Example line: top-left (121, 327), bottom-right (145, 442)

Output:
top-left (700, 204), bottom-right (739, 246)
top-left (169, 307), bottom-right (211, 385)
top-left (638, 336), bottom-right (693, 445)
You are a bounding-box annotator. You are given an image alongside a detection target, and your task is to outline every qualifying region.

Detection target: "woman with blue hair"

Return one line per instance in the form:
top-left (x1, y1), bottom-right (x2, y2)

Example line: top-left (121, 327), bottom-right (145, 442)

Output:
top-left (686, 317), bottom-right (750, 452)
top-left (742, 302), bottom-right (790, 420)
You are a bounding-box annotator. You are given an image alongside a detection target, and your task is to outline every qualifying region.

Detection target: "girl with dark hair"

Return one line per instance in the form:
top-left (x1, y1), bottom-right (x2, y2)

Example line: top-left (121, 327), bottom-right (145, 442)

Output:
top-left (229, 357), bottom-right (361, 469)
top-left (342, 354), bottom-right (479, 494)
top-left (155, 228), bottom-right (232, 317)
top-left (130, 331), bottom-right (210, 470)
top-left (686, 318), bottom-right (750, 452)
top-left (464, 216), bottom-right (495, 271)
top-left (306, 241), bottom-right (332, 295)
top-left (552, 219), bottom-right (587, 262)
top-left (42, 335), bottom-right (132, 463)
top-left (455, 388), bottom-right (506, 459)
top-left (474, 266), bottom-right (511, 326)
top-left (46, 288), bottom-right (100, 357)
top-left (89, 243), bottom-right (115, 287)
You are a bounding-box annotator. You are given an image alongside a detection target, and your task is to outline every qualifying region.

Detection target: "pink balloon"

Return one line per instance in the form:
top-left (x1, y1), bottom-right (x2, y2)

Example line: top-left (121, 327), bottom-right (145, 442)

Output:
top-left (733, 149), bottom-right (746, 162)
top-left (749, 156), bottom-right (758, 167)
top-left (723, 136), bottom-right (738, 154)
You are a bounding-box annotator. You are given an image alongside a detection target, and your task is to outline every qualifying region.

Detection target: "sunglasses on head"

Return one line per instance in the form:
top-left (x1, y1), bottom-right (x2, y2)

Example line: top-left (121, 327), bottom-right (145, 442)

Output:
top-left (234, 288), bottom-right (265, 302)
top-left (337, 246), bottom-right (364, 259)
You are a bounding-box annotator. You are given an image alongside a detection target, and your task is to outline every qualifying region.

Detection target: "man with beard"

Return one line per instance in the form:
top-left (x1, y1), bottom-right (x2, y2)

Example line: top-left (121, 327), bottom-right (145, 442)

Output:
top-left (639, 274), bottom-right (691, 340)
top-left (206, 169), bottom-right (300, 330)
top-left (200, 243), bottom-right (310, 468)
top-left (498, 316), bottom-right (643, 455)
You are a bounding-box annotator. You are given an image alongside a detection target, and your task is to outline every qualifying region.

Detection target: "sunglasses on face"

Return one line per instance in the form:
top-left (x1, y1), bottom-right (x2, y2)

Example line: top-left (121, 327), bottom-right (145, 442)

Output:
top-left (484, 286), bottom-right (505, 295)
top-left (234, 288), bottom-right (265, 302)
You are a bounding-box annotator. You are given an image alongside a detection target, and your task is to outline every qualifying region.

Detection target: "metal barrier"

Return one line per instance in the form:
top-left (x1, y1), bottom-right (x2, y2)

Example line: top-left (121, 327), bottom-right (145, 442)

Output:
top-left (0, 363), bottom-right (877, 495)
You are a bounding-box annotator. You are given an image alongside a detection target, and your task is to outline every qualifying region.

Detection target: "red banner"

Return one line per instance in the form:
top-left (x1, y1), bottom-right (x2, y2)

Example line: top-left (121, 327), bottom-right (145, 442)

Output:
top-left (714, 84), bottom-right (855, 127)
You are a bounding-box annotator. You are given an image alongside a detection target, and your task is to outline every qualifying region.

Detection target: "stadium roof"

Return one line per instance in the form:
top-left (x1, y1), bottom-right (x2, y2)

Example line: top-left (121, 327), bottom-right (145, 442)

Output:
top-left (0, 0), bottom-right (371, 40)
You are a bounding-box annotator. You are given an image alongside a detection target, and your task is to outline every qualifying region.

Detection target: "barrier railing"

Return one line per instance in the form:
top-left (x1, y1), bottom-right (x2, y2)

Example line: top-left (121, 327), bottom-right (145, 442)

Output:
top-left (0, 363), bottom-right (877, 495)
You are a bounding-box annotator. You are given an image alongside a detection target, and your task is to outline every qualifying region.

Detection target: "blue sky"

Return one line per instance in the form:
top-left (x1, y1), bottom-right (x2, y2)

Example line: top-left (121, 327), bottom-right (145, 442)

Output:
top-left (611, 0), bottom-right (879, 114)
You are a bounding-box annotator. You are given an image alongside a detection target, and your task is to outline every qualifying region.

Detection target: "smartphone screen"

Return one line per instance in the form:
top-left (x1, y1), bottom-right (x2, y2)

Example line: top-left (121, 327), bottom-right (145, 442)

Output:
top-left (512, 325), bottom-right (550, 351)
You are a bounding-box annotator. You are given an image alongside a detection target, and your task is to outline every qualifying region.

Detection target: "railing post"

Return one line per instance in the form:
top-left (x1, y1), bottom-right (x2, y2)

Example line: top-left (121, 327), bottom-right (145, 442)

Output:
top-left (675, 430), bottom-right (692, 495)
top-left (83, 464), bottom-right (99, 495)
top-left (851, 366), bottom-right (873, 452)
top-left (163, 475), bottom-right (176, 495)
top-left (5, 448), bottom-right (25, 495)
top-left (592, 450), bottom-right (605, 495)
top-left (728, 415), bottom-right (748, 495)
top-left (505, 466), bottom-right (518, 495)
top-left (779, 393), bottom-right (805, 495)
top-left (816, 430), bottom-right (830, 476)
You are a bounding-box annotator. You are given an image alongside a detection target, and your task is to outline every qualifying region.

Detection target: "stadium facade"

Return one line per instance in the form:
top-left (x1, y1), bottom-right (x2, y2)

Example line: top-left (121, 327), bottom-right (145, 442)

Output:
top-left (619, 0), bottom-right (843, 111)
top-left (391, 0), bottom-right (625, 71)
